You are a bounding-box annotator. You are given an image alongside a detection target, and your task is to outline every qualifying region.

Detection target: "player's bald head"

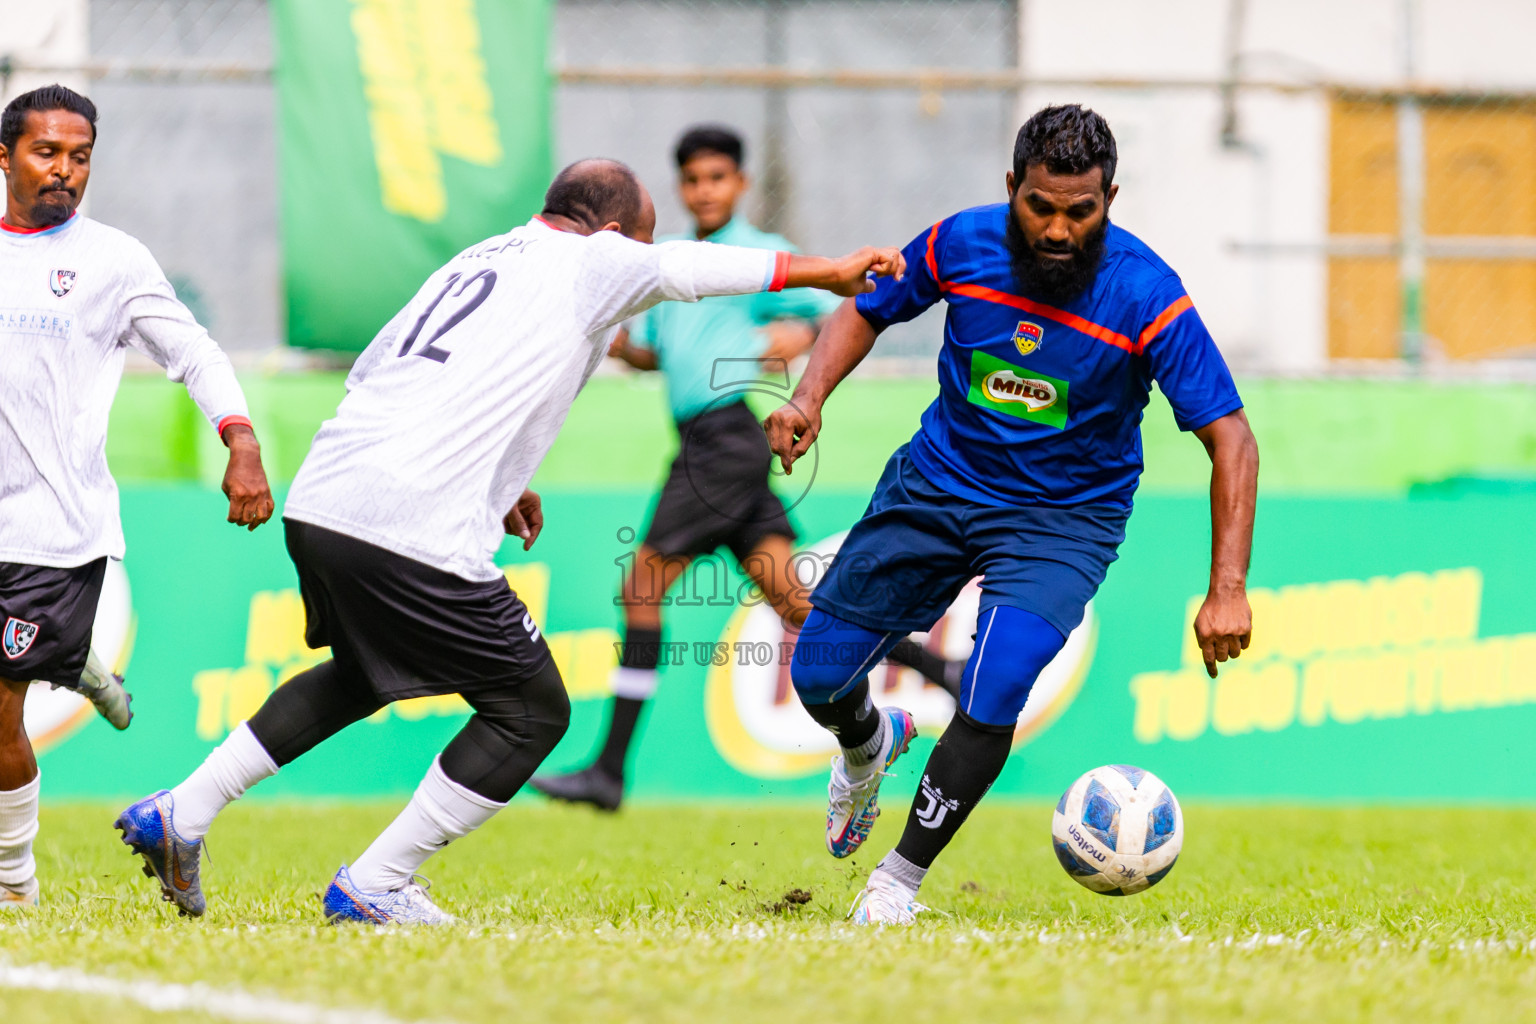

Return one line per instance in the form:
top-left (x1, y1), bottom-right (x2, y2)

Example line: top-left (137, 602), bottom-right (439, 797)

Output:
top-left (541, 159), bottom-right (653, 240)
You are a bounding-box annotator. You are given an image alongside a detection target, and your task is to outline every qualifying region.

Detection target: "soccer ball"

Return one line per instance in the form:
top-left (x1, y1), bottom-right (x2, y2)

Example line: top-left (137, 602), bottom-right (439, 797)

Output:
top-left (1051, 764), bottom-right (1182, 895)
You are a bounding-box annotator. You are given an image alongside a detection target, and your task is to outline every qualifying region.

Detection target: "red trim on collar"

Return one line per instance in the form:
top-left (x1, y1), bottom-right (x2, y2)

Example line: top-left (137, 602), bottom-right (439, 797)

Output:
top-left (0, 212), bottom-right (75, 234)
top-left (533, 215), bottom-right (566, 232)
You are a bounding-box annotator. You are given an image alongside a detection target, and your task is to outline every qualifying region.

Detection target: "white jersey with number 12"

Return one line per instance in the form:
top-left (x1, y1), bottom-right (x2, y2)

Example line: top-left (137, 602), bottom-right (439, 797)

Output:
top-left (285, 218), bottom-right (786, 582)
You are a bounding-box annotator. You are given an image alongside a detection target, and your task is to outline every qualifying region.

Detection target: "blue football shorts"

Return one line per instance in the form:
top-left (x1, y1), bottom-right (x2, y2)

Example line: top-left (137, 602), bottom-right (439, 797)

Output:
top-left (810, 444), bottom-right (1129, 639)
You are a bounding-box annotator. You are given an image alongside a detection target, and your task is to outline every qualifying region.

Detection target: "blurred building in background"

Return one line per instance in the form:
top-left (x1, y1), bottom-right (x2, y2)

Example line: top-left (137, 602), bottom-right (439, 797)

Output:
top-left (2, 0), bottom-right (1534, 370)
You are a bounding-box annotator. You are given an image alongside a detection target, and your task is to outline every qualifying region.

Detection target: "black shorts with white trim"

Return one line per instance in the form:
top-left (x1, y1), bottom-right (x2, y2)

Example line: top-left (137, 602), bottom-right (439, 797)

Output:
top-left (283, 519), bottom-right (551, 702)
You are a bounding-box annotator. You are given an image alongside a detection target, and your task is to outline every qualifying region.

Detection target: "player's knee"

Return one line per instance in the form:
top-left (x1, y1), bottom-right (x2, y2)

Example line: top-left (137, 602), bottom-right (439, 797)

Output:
top-left (526, 661), bottom-right (571, 754)
top-left (959, 605), bottom-right (1067, 728)
top-left (790, 608), bottom-right (886, 705)
top-left (789, 650), bottom-right (844, 705)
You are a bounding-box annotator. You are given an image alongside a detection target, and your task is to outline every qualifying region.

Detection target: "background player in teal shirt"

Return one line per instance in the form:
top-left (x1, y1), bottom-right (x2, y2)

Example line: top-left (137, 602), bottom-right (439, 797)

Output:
top-left (532, 126), bottom-right (960, 811)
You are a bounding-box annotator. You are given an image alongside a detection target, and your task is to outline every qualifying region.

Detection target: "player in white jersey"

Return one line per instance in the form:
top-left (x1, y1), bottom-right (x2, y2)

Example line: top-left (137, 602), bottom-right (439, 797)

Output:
top-left (117, 158), bottom-right (905, 924)
top-left (0, 85), bottom-right (274, 908)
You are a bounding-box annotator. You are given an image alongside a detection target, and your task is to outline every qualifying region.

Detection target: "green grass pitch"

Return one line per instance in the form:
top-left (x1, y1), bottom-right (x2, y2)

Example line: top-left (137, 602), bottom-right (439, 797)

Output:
top-left (5, 801), bottom-right (1536, 1023)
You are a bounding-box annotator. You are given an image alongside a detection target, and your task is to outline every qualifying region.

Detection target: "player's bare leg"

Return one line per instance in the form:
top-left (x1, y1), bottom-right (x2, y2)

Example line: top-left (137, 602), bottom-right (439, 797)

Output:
top-left (531, 544), bottom-right (689, 811)
top-left (532, 533), bottom-right (961, 810)
top-left (0, 677), bottom-right (41, 907)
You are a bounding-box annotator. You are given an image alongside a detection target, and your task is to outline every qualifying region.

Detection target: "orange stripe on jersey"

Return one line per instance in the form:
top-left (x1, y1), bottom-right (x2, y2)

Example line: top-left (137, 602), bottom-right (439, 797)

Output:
top-left (925, 222), bottom-right (940, 280)
top-left (940, 281), bottom-right (1136, 353)
top-left (1138, 295), bottom-right (1195, 351)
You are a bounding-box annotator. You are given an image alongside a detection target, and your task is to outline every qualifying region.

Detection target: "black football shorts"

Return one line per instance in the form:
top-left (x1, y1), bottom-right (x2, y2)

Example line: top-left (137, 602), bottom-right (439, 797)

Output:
top-left (643, 399), bottom-right (797, 563)
top-left (283, 519), bottom-right (551, 702)
top-left (0, 558), bottom-right (106, 687)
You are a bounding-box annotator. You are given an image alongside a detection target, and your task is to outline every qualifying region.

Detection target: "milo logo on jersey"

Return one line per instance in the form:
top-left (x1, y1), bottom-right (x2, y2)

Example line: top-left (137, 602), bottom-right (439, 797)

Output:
top-left (967, 351), bottom-right (1070, 429)
top-left (704, 532), bottom-right (1096, 777)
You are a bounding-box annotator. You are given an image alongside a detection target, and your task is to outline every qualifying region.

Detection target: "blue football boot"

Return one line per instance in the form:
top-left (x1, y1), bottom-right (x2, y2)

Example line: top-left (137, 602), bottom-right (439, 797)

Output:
top-left (825, 706), bottom-right (917, 858)
top-left (322, 865), bottom-right (455, 926)
top-left (115, 790), bottom-right (205, 918)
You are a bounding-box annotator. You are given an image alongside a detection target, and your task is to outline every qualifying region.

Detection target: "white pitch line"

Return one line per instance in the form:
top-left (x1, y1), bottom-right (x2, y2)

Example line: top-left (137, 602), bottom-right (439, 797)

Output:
top-left (0, 961), bottom-right (451, 1024)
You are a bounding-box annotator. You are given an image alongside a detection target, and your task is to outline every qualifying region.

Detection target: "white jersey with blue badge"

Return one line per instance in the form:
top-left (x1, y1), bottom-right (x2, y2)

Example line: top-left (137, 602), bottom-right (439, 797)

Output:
top-left (0, 214), bottom-right (251, 568)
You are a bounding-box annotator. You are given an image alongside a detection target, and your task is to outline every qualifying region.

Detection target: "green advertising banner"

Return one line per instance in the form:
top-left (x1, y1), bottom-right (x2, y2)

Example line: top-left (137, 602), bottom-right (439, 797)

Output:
top-left (274, 0), bottom-right (552, 351)
top-left (29, 487), bottom-right (1536, 803)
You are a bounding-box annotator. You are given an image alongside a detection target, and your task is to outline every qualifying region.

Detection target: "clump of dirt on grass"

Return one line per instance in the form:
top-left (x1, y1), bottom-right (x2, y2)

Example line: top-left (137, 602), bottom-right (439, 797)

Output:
top-left (763, 888), bottom-right (814, 914)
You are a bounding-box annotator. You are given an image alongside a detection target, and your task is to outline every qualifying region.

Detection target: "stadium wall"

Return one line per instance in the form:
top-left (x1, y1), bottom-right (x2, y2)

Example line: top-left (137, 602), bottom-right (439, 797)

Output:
top-left (24, 375), bottom-right (1536, 801)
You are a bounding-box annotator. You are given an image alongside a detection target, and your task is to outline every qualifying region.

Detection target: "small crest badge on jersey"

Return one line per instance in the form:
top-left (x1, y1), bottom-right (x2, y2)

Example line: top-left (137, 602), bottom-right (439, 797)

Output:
top-left (3, 617), bottom-right (39, 660)
top-left (1012, 320), bottom-right (1044, 356)
top-left (50, 269), bottom-right (77, 297)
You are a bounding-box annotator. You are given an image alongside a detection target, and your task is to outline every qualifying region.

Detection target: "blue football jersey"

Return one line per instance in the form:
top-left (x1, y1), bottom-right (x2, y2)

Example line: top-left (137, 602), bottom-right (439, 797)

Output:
top-left (855, 204), bottom-right (1242, 508)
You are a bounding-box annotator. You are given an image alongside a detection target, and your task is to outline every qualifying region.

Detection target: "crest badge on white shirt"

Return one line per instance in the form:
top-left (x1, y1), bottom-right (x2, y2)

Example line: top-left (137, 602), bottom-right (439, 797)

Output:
top-left (50, 269), bottom-right (77, 297)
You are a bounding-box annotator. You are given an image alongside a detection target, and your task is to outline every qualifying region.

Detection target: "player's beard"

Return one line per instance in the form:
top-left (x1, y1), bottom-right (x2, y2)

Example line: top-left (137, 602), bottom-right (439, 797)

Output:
top-left (1006, 211), bottom-right (1107, 307)
top-left (28, 186), bottom-right (78, 228)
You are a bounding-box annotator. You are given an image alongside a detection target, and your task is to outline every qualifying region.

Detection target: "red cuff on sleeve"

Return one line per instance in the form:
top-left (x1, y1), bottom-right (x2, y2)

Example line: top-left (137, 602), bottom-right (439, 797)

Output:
top-left (216, 414), bottom-right (253, 437)
top-left (768, 251), bottom-right (791, 292)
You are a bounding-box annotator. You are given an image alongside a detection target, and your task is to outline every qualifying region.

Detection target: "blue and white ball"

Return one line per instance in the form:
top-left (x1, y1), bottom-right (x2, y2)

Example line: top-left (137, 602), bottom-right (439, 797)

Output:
top-left (1050, 764), bottom-right (1182, 896)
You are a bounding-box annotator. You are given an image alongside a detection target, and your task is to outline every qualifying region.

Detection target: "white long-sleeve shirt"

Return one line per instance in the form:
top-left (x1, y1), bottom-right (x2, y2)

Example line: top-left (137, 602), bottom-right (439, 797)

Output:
top-left (285, 217), bottom-right (789, 582)
top-left (0, 213), bottom-right (251, 568)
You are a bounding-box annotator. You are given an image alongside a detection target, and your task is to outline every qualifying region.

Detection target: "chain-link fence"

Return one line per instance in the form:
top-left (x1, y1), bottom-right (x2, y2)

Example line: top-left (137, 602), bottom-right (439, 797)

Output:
top-left (4, 0), bottom-right (1534, 370)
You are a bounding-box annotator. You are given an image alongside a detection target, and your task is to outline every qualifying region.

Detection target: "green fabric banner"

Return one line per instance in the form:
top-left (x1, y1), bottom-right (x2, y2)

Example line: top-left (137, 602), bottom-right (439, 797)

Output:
top-left (274, 0), bottom-right (551, 351)
top-left (30, 488), bottom-right (1536, 802)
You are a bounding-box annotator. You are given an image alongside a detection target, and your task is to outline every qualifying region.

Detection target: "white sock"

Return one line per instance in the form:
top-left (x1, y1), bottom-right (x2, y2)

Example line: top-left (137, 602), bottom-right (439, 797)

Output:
top-left (349, 757), bottom-right (504, 893)
top-left (843, 713), bottom-right (890, 777)
top-left (611, 666), bottom-right (658, 700)
top-left (169, 723), bottom-right (279, 840)
top-left (0, 773), bottom-right (41, 887)
top-left (876, 850), bottom-right (927, 893)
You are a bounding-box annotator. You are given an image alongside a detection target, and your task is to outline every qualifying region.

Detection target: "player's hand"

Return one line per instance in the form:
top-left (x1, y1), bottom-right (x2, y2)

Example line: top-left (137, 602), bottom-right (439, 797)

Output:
top-left (220, 425), bottom-right (274, 531)
top-left (827, 247), bottom-right (906, 296)
top-left (763, 401), bottom-right (821, 475)
top-left (503, 489), bottom-right (544, 550)
top-left (1193, 585), bottom-right (1252, 678)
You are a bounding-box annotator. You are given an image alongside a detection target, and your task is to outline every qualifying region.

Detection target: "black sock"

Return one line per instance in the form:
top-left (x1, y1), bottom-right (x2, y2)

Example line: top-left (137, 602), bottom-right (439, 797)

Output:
top-left (893, 710), bottom-right (1014, 869)
top-left (591, 624), bottom-right (662, 779)
top-left (798, 680), bottom-right (881, 750)
top-left (594, 696), bottom-right (646, 779)
top-left (246, 659), bottom-right (383, 767)
top-left (886, 637), bottom-right (962, 700)
top-left (618, 625), bottom-right (663, 671)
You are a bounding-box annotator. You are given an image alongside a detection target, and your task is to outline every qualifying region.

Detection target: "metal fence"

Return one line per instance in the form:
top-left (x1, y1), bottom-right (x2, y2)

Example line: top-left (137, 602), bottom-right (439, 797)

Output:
top-left (4, 0), bottom-right (1534, 370)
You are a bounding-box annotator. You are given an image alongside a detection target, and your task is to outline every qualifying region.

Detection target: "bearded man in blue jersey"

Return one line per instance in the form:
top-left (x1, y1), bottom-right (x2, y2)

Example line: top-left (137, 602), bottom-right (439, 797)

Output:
top-left (764, 104), bottom-right (1259, 924)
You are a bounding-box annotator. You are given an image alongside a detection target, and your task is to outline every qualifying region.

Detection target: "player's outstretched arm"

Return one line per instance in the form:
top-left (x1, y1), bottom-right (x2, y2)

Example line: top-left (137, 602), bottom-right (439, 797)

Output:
top-left (1190, 410), bottom-right (1259, 677)
top-left (782, 247), bottom-right (906, 296)
top-left (220, 424), bottom-right (275, 531)
top-left (763, 301), bottom-right (879, 474)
